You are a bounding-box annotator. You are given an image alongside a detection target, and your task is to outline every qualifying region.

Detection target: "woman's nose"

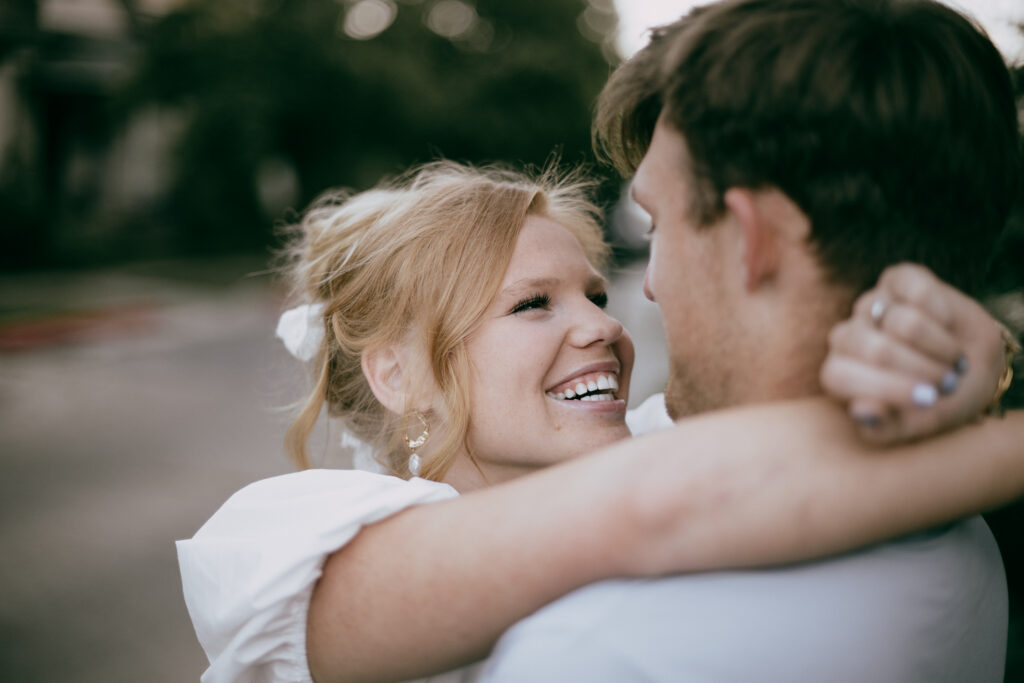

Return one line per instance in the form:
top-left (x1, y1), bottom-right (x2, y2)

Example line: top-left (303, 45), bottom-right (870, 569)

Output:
top-left (569, 303), bottom-right (624, 348)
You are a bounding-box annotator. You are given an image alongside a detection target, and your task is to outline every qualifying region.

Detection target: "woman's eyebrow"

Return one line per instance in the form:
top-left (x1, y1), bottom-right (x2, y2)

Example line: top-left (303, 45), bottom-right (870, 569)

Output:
top-left (500, 273), bottom-right (606, 299)
top-left (501, 277), bottom-right (561, 297)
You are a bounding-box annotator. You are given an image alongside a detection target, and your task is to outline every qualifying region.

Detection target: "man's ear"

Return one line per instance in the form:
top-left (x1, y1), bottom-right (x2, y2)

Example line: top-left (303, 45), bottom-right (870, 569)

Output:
top-left (361, 345), bottom-right (412, 415)
top-left (725, 187), bottom-right (780, 291)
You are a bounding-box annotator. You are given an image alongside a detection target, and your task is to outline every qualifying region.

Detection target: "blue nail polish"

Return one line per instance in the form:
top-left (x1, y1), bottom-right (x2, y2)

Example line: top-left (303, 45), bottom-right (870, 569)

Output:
top-left (912, 383), bottom-right (938, 407)
top-left (954, 354), bottom-right (969, 375)
top-left (853, 413), bottom-right (881, 428)
top-left (939, 370), bottom-right (959, 395)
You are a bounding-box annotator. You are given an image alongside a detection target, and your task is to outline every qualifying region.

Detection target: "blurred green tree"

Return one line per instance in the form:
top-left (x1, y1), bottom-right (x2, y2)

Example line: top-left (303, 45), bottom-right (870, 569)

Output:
top-left (117, 0), bottom-right (618, 257)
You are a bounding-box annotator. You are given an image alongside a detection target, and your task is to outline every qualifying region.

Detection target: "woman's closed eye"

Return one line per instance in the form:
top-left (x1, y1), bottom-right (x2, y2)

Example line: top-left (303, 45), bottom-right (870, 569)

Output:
top-left (510, 291), bottom-right (607, 315)
top-left (510, 293), bottom-right (551, 315)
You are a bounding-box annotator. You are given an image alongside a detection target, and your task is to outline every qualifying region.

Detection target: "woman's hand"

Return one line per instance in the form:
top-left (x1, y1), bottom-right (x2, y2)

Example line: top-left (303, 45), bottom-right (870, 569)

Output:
top-left (821, 263), bottom-right (1007, 445)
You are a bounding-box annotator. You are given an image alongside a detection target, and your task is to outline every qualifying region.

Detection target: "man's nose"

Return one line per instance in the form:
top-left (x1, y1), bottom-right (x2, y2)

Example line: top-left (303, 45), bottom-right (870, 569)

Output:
top-left (643, 265), bottom-right (656, 302)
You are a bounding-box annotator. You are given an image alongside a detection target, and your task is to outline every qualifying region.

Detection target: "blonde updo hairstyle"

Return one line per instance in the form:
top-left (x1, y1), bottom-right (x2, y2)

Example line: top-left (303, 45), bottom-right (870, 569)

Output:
top-left (282, 161), bottom-right (609, 480)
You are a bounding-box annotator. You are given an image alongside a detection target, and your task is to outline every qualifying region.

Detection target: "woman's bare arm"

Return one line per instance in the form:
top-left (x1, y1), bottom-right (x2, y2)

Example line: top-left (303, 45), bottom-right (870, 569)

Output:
top-left (307, 404), bottom-right (1024, 682)
top-left (309, 263), bottom-right (1019, 681)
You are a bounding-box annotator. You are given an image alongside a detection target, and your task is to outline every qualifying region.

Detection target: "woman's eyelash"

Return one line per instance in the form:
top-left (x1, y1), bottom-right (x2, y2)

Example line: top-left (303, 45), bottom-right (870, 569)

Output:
top-left (510, 293), bottom-right (550, 314)
top-left (509, 291), bottom-right (607, 314)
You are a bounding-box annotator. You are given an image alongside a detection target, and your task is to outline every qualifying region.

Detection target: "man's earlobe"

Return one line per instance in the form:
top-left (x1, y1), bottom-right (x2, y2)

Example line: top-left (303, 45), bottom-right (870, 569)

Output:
top-left (361, 345), bottom-right (408, 415)
top-left (725, 187), bottom-right (780, 291)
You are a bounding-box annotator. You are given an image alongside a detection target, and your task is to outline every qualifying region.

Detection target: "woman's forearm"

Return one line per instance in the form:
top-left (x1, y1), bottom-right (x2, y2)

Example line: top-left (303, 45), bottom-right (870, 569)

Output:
top-left (622, 399), bottom-right (1024, 575)
top-left (307, 399), bottom-right (1024, 681)
top-left (307, 444), bottom-right (641, 682)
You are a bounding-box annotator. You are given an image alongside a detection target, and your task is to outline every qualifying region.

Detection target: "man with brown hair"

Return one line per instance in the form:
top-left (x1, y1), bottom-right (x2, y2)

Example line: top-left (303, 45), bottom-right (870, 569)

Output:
top-left (483, 0), bottom-right (1020, 680)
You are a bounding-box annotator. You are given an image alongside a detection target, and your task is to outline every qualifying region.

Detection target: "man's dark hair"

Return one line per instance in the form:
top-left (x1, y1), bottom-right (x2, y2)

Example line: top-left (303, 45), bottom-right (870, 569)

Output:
top-left (595, 0), bottom-right (1021, 295)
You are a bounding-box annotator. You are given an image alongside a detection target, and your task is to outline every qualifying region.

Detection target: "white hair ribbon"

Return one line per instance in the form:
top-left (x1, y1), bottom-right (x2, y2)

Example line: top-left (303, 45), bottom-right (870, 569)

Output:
top-left (275, 302), bottom-right (326, 361)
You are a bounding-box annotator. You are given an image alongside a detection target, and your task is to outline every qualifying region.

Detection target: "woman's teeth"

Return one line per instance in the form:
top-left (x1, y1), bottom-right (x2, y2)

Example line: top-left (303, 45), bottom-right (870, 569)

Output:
top-left (576, 394), bottom-right (615, 402)
top-left (546, 374), bottom-right (620, 401)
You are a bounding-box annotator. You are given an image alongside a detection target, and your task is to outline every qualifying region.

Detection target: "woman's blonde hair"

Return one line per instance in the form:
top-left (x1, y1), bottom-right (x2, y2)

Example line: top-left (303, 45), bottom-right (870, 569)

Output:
top-left (281, 160), bottom-right (609, 480)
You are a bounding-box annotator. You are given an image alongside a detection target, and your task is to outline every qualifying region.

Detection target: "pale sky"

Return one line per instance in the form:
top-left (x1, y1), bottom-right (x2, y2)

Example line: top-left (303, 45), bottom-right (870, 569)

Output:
top-left (613, 0), bottom-right (1024, 62)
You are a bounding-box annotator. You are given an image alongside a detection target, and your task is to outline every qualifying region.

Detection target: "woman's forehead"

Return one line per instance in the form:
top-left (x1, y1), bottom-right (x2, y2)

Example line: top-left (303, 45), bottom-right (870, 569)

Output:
top-left (499, 216), bottom-right (604, 287)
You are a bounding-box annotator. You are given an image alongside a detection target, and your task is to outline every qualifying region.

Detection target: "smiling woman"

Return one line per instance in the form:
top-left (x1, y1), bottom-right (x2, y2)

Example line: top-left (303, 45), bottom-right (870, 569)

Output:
top-left (177, 160), bottom-right (1024, 683)
top-left (456, 214), bottom-right (634, 487)
top-left (279, 162), bottom-right (618, 485)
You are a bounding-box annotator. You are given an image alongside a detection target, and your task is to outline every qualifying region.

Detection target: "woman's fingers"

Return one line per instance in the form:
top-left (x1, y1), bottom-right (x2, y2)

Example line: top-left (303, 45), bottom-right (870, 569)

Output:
top-left (846, 398), bottom-right (897, 445)
top-left (827, 262), bottom-right (1012, 445)
top-left (853, 291), bottom-right (962, 367)
top-left (874, 301), bottom-right (962, 366)
top-left (828, 318), bottom-right (954, 387)
top-left (876, 263), bottom-right (956, 329)
top-left (872, 263), bottom-right (1008, 424)
top-left (820, 354), bottom-right (937, 409)
top-left (821, 354), bottom-right (950, 445)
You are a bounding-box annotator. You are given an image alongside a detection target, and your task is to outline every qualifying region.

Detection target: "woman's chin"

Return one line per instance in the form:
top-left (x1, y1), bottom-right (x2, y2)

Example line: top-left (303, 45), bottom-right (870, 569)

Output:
top-left (560, 423), bottom-right (634, 461)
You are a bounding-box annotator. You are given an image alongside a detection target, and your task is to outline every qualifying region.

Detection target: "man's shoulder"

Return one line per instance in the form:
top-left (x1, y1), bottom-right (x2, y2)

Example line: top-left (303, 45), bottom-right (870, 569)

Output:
top-left (483, 517), bottom-right (1006, 683)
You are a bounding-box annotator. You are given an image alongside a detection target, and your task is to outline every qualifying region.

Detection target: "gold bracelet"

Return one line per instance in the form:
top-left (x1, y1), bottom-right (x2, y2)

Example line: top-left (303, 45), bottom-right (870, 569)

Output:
top-left (987, 324), bottom-right (1022, 417)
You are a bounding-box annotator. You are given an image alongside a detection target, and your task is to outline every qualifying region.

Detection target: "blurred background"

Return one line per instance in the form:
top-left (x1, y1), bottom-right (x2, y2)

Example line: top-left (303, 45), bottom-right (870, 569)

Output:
top-left (0, 0), bottom-right (1021, 680)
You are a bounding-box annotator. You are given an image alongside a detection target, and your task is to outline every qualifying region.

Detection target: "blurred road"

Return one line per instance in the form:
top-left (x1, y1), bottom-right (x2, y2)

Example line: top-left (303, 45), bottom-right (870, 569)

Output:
top-left (0, 258), bottom-right (296, 681)
top-left (0, 256), bottom-right (666, 682)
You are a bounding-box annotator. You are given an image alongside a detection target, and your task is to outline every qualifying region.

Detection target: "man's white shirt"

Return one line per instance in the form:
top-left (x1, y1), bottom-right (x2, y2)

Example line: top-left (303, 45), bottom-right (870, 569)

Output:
top-left (482, 394), bottom-right (1008, 683)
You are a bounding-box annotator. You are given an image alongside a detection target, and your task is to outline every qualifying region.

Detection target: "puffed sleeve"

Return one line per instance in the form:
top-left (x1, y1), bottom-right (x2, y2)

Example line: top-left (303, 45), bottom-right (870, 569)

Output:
top-left (176, 469), bottom-right (459, 683)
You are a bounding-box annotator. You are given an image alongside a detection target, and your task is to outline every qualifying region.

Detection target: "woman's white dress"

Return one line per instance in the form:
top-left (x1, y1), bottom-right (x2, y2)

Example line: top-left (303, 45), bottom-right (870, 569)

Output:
top-left (177, 395), bottom-right (670, 682)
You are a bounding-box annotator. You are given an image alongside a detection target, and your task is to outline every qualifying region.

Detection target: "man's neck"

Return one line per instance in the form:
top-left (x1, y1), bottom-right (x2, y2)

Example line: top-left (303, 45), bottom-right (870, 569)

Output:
top-left (717, 290), bottom-right (853, 413)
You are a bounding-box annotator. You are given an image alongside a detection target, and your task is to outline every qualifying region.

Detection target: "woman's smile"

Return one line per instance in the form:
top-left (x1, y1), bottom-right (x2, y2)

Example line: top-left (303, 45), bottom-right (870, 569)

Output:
top-left (545, 363), bottom-right (627, 414)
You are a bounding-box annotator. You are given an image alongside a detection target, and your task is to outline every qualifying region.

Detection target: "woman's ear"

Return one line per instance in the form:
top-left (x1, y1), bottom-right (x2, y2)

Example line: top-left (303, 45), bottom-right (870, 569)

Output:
top-left (362, 345), bottom-right (411, 415)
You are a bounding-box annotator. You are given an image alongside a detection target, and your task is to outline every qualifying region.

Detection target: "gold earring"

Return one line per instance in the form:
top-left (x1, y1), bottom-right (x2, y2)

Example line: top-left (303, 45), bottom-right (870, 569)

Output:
top-left (403, 411), bottom-right (430, 476)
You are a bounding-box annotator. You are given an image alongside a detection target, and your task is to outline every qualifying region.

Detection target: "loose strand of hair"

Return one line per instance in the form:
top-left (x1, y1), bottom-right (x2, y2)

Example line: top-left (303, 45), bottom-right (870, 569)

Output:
top-left (285, 352), bottom-right (331, 470)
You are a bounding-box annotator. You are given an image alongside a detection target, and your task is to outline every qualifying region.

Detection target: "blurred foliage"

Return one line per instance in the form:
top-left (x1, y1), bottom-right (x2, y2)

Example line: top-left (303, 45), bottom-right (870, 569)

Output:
top-left (985, 59), bottom-right (1024, 296)
top-left (1, 0), bottom-right (618, 267)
